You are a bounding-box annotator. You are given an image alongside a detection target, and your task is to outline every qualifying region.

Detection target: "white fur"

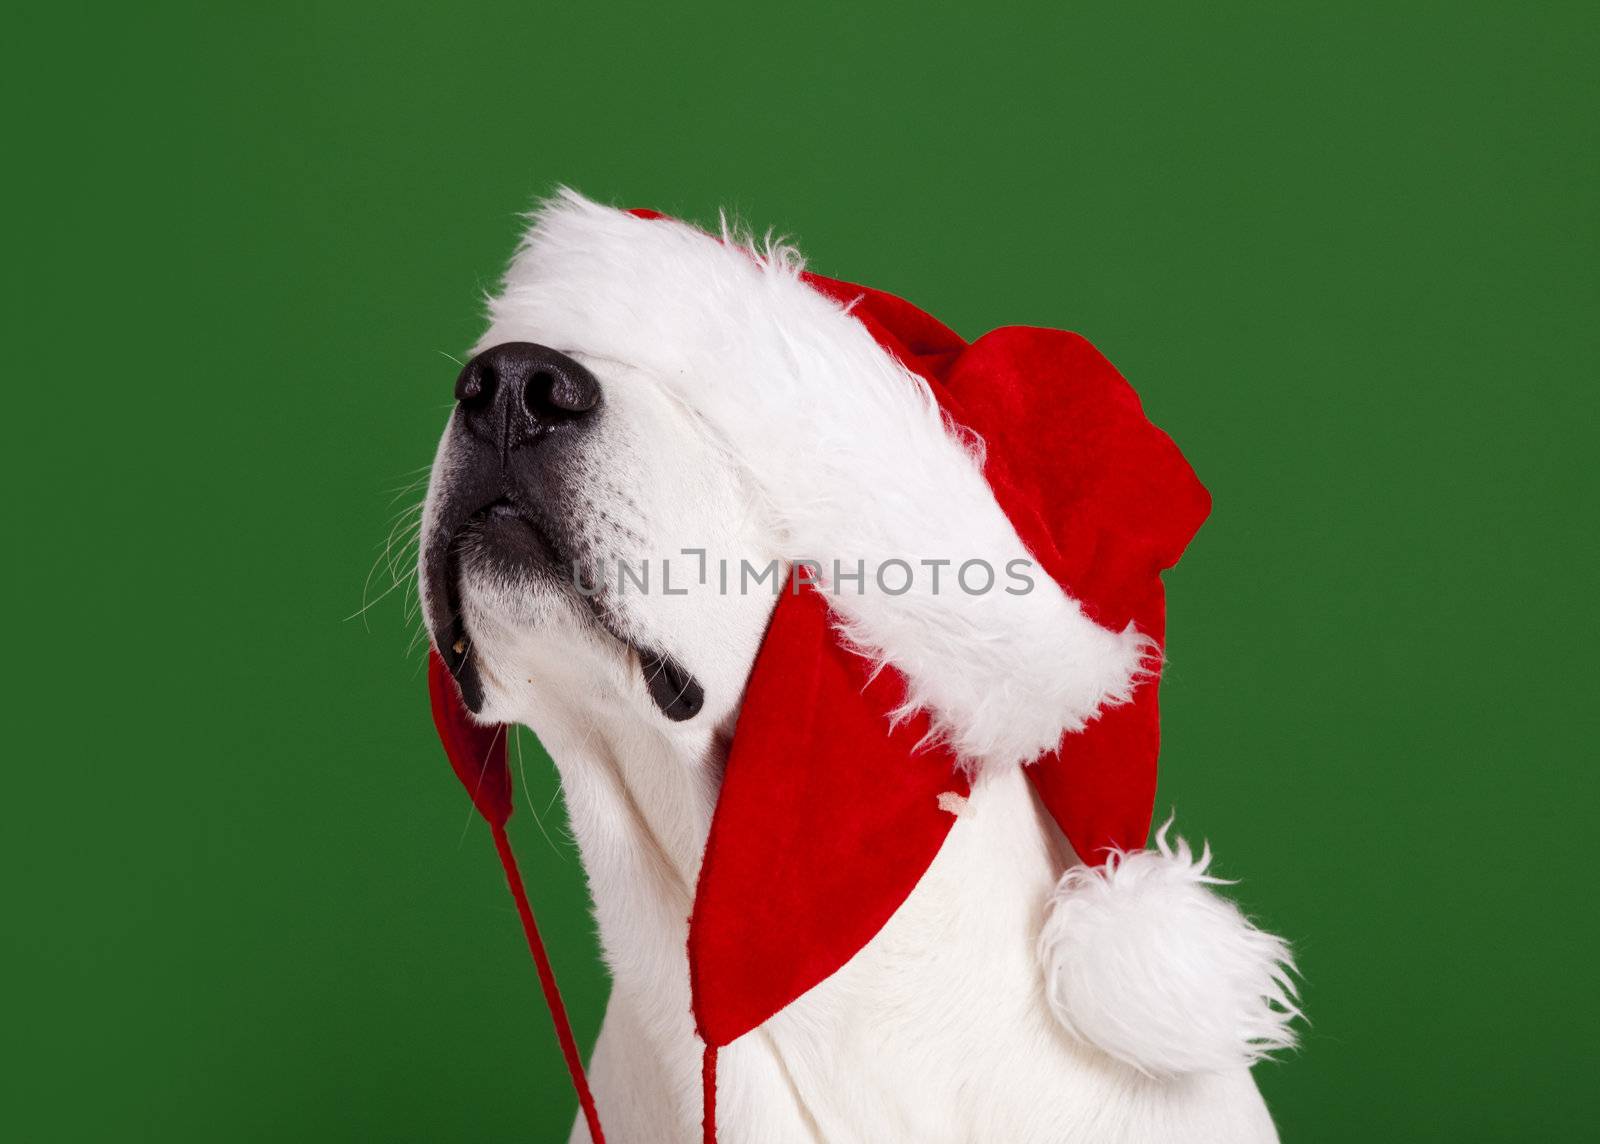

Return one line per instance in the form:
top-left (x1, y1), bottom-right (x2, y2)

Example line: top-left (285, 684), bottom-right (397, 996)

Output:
top-left (477, 190), bottom-right (1149, 770)
top-left (479, 653), bottom-right (1281, 1143)
top-left (422, 191), bottom-right (1299, 1141)
top-left (1039, 822), bottom-right (1301, 1077)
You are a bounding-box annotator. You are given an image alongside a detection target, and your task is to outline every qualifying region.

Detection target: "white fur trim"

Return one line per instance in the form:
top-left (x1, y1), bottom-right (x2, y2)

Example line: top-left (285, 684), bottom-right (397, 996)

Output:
top-left (479, 190), bottom-right (1149, 770)
top-left (1038, 822), bottom-right (1301, 1076)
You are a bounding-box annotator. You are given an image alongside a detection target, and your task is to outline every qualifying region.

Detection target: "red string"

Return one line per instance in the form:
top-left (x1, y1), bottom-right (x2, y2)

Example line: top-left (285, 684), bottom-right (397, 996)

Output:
top-left (490, 821), bottom-right (607, 1144)
top-left (702, 1043), bottom-right (719, 1144)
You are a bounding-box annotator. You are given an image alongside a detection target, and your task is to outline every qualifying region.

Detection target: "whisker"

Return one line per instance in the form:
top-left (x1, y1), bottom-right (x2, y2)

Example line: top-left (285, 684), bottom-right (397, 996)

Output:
top-left (385, 476), bottom-right (431, 504)
top-left (355, 502), bottom-right (427, 629)
top-left (515, 727), bottom-right (563, 858)
top-left (344, 573), bottom-right (414, 622)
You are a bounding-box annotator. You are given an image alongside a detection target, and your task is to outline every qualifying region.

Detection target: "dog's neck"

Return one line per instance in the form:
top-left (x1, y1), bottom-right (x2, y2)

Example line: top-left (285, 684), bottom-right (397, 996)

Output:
top-left (491, 622), bottom-right (724, 1011)
top-left (497, 631), bottom-right (1274, 1143)
top-left (535, 690), bottom-right (723, 960)
top-left (504, 641), bottom-right (745, 1134)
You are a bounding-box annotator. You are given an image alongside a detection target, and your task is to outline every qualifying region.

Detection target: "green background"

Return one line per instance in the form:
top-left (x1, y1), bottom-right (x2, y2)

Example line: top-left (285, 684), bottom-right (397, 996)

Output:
top-left (9, 3), bottom-right (1596, 1140)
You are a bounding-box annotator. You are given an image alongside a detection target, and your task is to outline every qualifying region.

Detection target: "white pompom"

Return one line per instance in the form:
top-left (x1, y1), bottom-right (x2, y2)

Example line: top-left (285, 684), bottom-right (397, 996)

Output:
top-left (1038, 822), bottom-right (1301, 1076)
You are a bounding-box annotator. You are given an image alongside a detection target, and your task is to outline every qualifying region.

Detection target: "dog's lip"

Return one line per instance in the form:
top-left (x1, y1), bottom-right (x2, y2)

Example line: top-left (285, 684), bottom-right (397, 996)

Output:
top-left (426, 493), bottom-right (554, 712)
top-left (573, 579), bottom-right (706, 722)
top-left (637, 647), bottom-right (705, 722)
top-left (436, 520), bottom-right (483, 709)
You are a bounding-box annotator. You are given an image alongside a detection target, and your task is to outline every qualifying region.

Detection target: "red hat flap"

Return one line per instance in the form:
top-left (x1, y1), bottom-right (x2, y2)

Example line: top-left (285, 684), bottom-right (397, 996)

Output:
top-left (689, 585), bottom-right (969, 1048)
top-left (428, 648), bottom-right (511, 827)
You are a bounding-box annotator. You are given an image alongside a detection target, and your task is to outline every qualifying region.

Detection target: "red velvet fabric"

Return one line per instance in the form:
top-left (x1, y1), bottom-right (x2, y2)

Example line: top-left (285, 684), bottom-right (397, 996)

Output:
top-left (939, 329), bottom-right (1211, 863)
top-left (688, 272), bottom-right (1210, 1049)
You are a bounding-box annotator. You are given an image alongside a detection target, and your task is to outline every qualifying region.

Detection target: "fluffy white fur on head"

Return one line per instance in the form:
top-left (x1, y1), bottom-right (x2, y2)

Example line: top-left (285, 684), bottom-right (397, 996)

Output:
top-left (1038, 822), bottom-right (1301, 1076)
top-left (480, 189), bottom-right (1149, 771)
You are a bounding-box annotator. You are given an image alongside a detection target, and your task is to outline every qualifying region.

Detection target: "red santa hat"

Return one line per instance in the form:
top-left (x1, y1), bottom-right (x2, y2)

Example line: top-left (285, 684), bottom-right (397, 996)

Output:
top-left (426, 192), bottom-right (1298, 1143)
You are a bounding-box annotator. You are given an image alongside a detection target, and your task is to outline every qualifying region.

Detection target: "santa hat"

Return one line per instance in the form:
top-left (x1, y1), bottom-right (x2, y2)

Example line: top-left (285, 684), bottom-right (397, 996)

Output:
top-left (426, 192), bottom-right (1298, 1143)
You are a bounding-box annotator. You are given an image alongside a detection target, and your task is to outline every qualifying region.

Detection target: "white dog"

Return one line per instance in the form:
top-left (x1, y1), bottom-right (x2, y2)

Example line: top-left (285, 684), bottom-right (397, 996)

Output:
top-left (419, 191), bottom-right (1298, 1143)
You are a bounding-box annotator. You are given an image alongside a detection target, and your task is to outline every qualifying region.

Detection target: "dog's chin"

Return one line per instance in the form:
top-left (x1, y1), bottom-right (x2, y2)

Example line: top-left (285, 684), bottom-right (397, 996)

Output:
top-left (431, 504), bottom-right (705, 724)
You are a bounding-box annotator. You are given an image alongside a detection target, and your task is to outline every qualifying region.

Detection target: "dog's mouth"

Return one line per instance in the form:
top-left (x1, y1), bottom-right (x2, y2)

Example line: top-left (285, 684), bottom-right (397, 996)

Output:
top-left (425, 495), bottom-right (703, 722)
top-left (430, 499), bottom-right (542, 712)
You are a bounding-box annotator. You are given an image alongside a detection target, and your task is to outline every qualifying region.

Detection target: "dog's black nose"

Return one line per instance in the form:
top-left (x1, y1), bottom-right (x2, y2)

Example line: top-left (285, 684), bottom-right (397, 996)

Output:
top-left (454, 342), bottom-right (600, 448)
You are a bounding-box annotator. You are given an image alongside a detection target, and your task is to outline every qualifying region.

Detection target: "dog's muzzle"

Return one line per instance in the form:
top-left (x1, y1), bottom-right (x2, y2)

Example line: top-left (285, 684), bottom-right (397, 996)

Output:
top-left (421, 343), bottom-right (601, 712)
